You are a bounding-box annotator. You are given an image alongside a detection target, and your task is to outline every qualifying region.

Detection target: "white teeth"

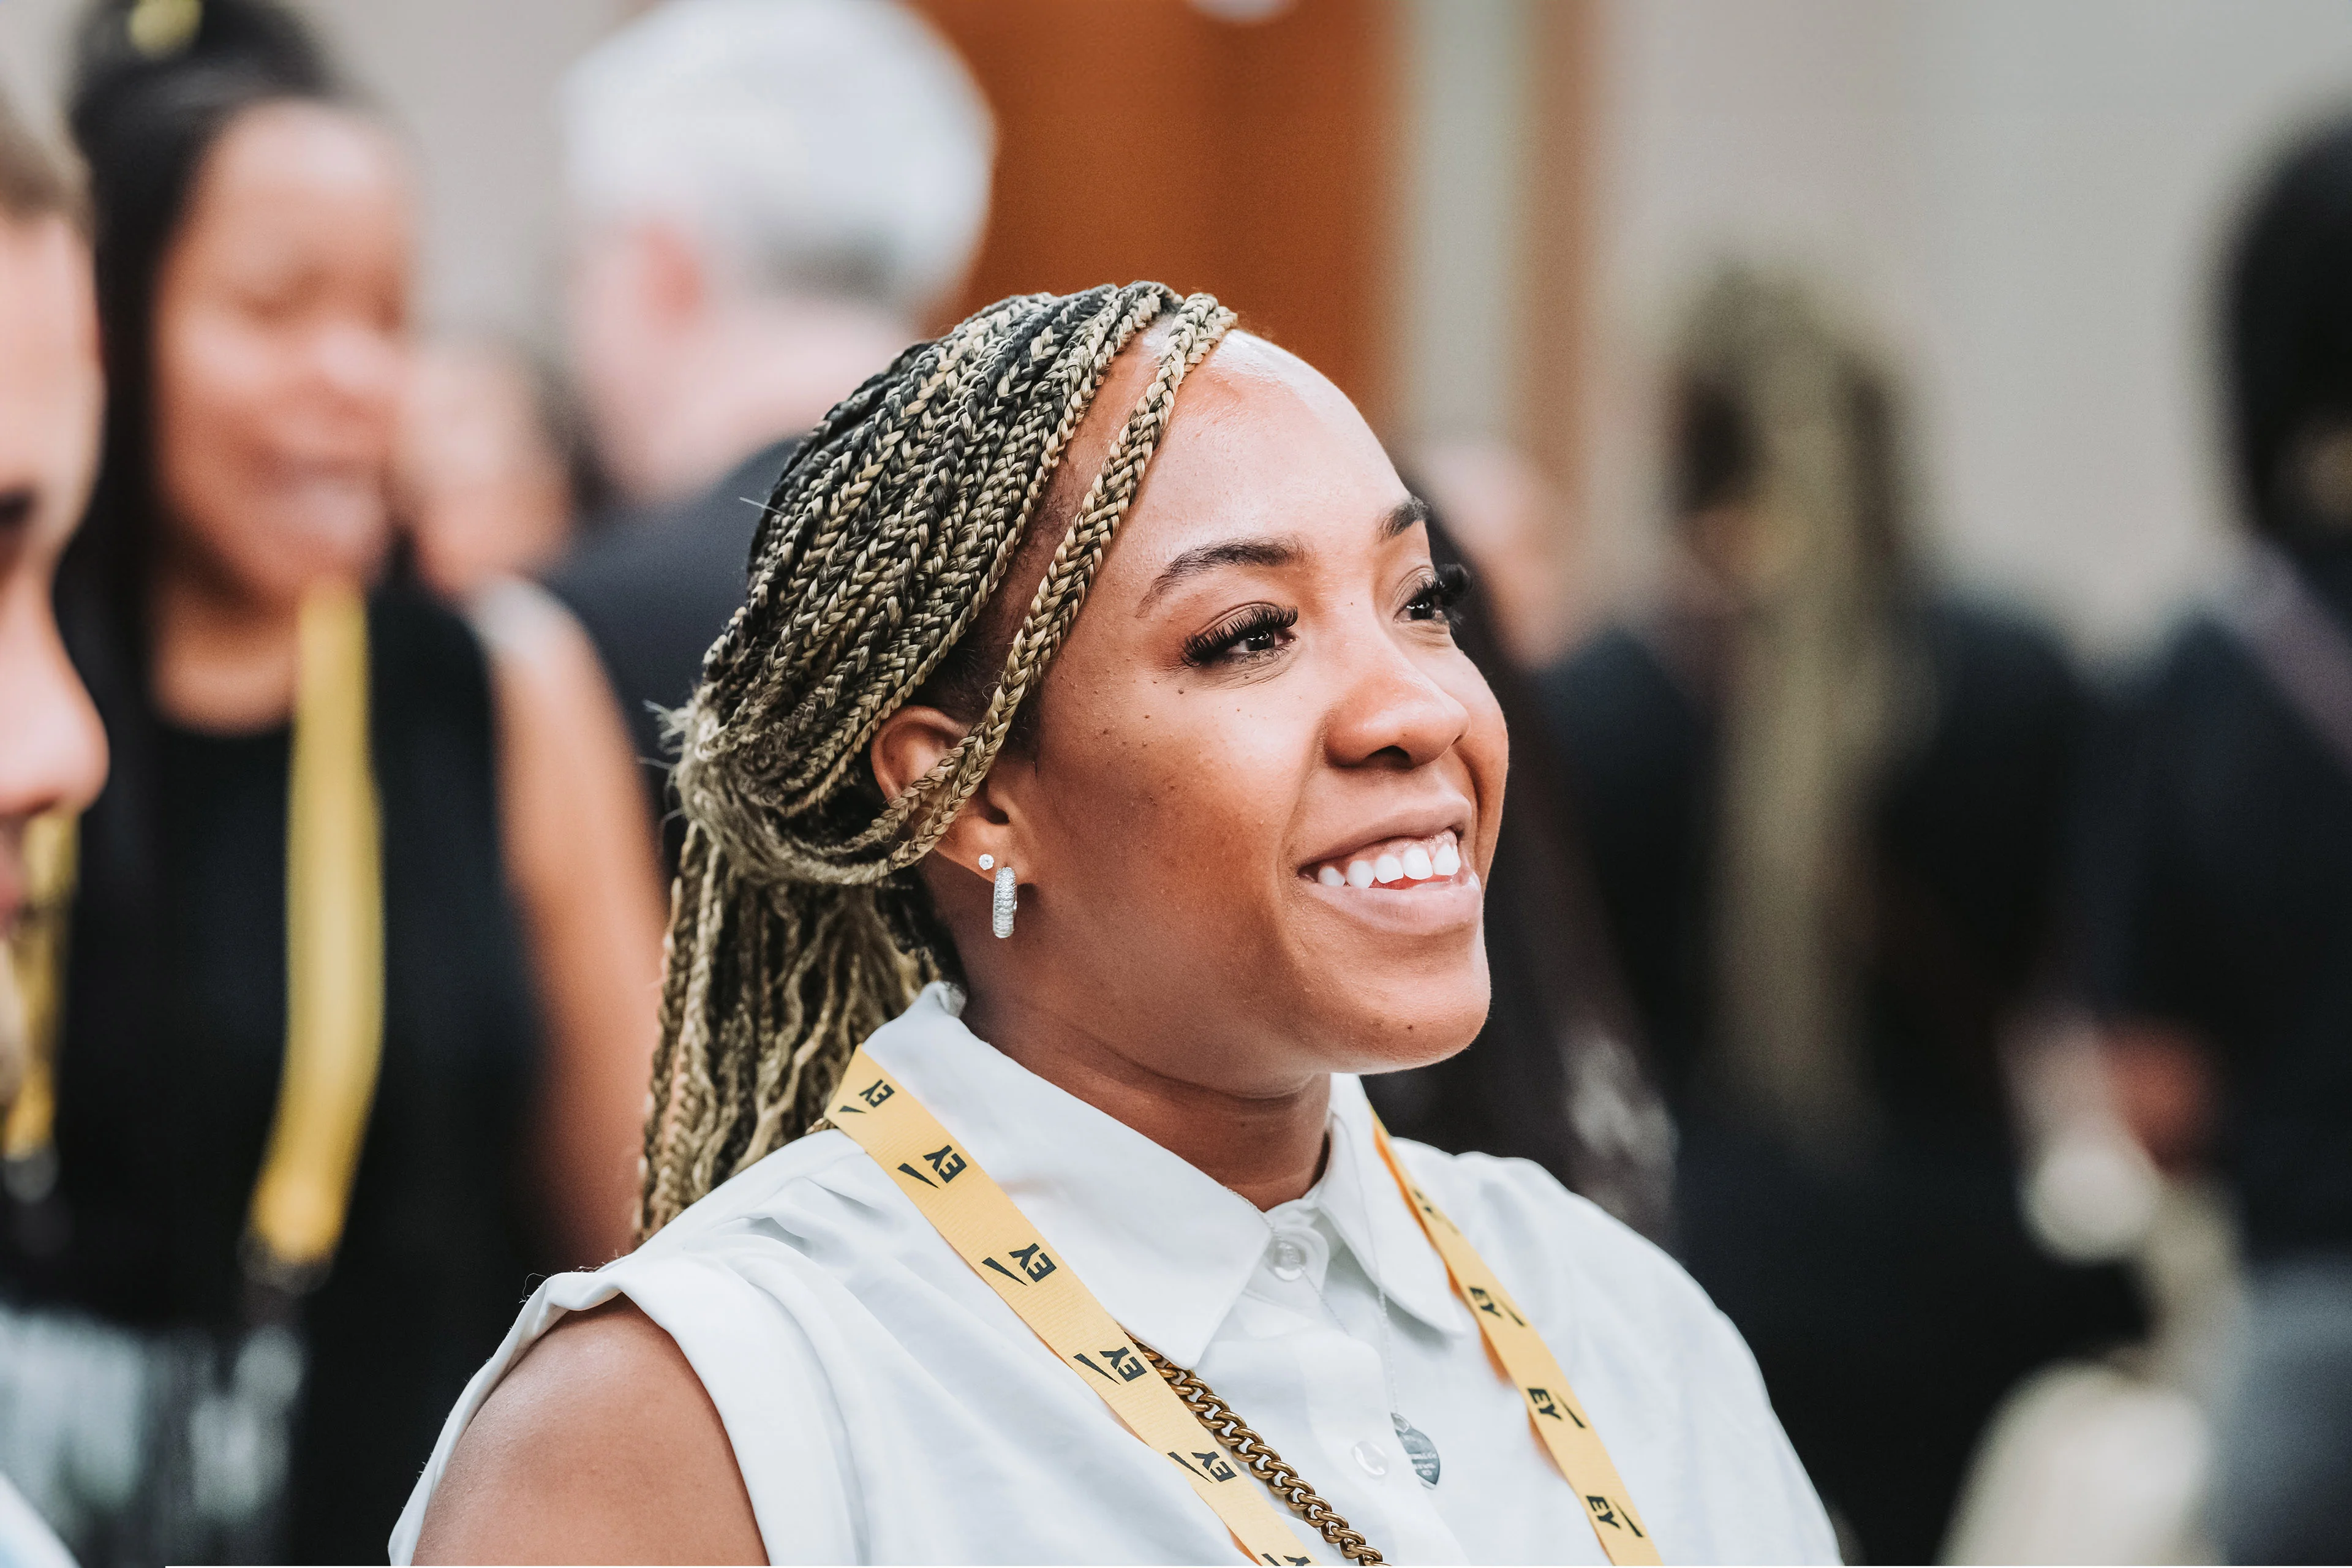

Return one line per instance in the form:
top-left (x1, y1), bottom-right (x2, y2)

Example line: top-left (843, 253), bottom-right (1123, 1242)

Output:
top-left (1314, 835), bottom-right (1468, 889)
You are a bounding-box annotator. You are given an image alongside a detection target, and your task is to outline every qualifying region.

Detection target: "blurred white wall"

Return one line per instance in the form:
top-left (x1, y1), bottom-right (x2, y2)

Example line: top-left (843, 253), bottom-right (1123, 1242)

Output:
top-left (1588, 0), bottom-right (2352, 655)
top-left (0, 0), bottom-right (628, 341)
top-left (1395, 0), bottom-right (1536, 445)
top-left (304, 0), bottom-right (632, 340)
top-left (0, 3), bottom-right (77, 143)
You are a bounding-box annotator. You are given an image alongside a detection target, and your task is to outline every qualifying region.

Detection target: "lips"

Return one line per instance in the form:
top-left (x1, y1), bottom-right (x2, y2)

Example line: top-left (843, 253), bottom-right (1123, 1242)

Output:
top-left (1294, 825), bottom-right (1483, 940)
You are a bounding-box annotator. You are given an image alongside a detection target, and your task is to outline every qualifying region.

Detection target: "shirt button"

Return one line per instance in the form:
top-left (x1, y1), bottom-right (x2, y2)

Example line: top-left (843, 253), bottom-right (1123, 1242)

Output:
top-left (1351, 1439), bottom-right (1390, 1477)
top-left (1267, 1237), bottom-right (1308, 1281)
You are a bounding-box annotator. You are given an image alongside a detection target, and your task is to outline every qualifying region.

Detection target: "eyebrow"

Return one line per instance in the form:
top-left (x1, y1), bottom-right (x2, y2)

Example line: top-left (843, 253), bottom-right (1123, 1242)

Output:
top-left (1136, 496), bottom-right (1435, 613)
top-left (1137, 535), bottom-right (1302, 612)
top-left (1385, 494), bottom-right (1433, 538)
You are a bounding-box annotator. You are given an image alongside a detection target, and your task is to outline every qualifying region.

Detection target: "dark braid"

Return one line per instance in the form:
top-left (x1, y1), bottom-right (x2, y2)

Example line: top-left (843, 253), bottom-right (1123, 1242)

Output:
top-left (639, 284), bottom-right (1235, 1237)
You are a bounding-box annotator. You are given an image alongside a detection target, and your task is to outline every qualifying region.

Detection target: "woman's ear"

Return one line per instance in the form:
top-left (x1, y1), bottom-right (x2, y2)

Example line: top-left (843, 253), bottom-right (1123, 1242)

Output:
top-left (870, 703), bottom-right (967, 805)
top-left (869, 704), bottom-right (1018, 879)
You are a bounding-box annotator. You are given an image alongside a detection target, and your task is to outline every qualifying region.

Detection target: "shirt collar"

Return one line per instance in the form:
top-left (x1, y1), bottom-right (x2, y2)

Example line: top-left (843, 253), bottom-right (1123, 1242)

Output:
top-left (1299, 1074), bottom-right (1466, 1341)
top-left (856, 984), bottom-right (1469, 1368)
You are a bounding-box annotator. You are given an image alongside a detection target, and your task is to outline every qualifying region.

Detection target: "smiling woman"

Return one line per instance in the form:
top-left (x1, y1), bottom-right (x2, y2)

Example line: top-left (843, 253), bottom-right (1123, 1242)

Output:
top-left (400, 285), bottom-right (1838, 1566)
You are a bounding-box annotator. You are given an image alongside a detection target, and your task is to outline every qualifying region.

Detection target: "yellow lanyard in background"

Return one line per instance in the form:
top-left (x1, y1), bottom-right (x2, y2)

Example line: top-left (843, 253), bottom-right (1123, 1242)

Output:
top-left (826, 1049), bottom-right (1661, 1566)
top-left (1, 814), bottom-right (76, 1186)
top-left (246, 580), bottom-right (385, 1287)
top-left (0, 582), bottom-right (385, 1291)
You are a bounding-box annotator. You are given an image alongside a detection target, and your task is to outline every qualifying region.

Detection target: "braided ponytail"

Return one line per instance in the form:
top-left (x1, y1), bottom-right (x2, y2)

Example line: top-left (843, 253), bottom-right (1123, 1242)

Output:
top-left (638, 284), bottom-right (1235, 1237)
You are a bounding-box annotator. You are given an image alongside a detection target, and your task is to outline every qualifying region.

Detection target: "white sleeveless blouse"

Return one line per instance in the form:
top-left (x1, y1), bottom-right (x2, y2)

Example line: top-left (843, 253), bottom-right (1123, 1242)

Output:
top-left (391, 986), bottom-right (1835, 1565)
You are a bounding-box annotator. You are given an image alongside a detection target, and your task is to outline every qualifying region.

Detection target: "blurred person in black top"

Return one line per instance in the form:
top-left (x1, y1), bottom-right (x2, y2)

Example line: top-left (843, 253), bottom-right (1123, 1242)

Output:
top-left (543, 0), bottom-right (995, 869)
top-left (2084, 116), bottom-right (2352, 1565)
top-left (0, 3), bottom-right (664, 1561)
top-left (1543, 270), bottom-right (2141, 1565)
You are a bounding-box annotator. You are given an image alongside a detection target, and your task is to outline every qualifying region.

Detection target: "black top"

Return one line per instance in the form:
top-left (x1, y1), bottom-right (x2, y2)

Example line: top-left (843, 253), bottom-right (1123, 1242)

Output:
top-left (2083, 547), bottom-right (2352, 1262)
top-left (5, 587), bottom-right (543, 1563)
top-left (1545, 600), bottom-right (2088, 1129)
top-left (1540, 596), bottom-right (2141, 1567)
top-left (545, 439), bottom-right (800, 870)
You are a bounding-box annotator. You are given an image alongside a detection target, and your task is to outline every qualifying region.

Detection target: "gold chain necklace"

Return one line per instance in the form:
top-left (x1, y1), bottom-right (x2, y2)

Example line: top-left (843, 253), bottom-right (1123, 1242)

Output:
top-left (1139, 1342), bottom-right (1385, 1564)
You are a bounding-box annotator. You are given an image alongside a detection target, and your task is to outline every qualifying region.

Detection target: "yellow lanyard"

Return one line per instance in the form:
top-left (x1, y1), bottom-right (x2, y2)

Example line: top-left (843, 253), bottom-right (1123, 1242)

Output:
top-left (1, 582), bottom-right (385, 1289)
top-left (1372, 1121), bottom-right (1659, 1563)
top-left (824, 1047), bottom-right (1316, 1564)
top-left (823, 1046), bottom-right (1660, 1566)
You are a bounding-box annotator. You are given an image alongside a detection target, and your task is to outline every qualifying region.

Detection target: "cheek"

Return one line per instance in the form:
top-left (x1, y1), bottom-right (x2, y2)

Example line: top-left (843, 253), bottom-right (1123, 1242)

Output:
top-left (1035, 672), bottom-right (1302, 915)
top-left (568, 265), bottom-right (654, 423)
top-left (150, 305), bottom-right (394, 592)
top-left (153, 306), bottom-right (277, 524)
top-left (1414, 649), bottom-right (1511, 865)
top-left (1459, 681), bottom-right (1510, 861)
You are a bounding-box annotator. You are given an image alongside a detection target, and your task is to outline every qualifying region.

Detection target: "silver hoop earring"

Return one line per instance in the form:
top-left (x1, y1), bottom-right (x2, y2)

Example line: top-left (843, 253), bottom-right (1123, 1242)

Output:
top-left (990, 862), bottom-right (1017, 940)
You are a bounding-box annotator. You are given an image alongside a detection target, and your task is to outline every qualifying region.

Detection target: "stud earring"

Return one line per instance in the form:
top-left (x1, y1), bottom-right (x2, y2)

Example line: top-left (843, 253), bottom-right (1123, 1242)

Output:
top-left (991, 861), bottom-right (1017, 940)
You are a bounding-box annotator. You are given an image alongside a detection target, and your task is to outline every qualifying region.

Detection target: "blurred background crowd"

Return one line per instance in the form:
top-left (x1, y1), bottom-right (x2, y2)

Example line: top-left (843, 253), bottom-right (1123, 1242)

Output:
top-left (1, 0), bottom-right (2350, 1562)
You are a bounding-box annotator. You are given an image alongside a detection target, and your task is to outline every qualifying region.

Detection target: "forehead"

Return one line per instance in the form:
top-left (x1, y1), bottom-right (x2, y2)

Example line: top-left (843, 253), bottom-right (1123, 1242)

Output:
top-left (1097, 331), bottom-right (1408, 591)
top-left (179, 102), bottom-right (407, 246)
top-left (0, 218), bottom-right (97, 470)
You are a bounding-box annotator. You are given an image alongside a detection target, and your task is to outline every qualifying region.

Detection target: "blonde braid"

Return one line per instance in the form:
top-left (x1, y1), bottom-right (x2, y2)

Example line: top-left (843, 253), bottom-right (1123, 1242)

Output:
top-left (638, 285), bottom-right (1235, 1237)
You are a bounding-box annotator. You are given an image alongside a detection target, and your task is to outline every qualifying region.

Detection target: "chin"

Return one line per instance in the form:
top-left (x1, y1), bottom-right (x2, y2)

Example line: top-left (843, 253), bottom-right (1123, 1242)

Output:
top-left (1317, 961), bottom-right (1491, 1077)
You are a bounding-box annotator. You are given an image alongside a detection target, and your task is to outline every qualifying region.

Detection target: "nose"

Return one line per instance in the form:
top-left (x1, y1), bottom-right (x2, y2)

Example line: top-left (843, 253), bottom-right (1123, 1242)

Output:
top-left (0, 584), bottom-right (110, 833)
top-left (1322, 620), bottom-right (1472, 771)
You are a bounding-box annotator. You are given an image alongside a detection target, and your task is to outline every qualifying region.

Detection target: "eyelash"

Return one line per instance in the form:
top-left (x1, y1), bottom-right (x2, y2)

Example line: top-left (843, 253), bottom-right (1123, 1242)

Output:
top-left (1182, 603), bottom-right (1298, 667)
top-left (1404, 561), bottom-right (1472, 624)
top-left (1178, 563), bottom-right (1472, 668)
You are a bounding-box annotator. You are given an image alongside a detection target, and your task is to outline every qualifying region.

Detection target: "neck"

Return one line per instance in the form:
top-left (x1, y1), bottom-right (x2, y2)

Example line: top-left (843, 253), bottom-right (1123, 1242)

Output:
top-left (959, 989), bottom-right (1333, 1210)
top-left (620, 295), bottom-right (915, 507)
top-left (148, 551), bottom-right (303, 732)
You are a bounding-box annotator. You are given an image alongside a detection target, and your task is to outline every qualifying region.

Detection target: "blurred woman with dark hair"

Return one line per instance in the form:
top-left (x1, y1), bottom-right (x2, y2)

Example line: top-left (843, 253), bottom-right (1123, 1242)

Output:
top-left (0, 1), bottom-right (663, 1559)
top-left (2084, 115), bottom-right (2352, 1564)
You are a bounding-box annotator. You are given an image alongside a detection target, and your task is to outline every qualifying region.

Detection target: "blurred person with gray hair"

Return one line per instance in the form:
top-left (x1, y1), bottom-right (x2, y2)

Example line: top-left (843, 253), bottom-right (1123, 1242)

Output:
top-left (544, 0), bottom-right (995, 862)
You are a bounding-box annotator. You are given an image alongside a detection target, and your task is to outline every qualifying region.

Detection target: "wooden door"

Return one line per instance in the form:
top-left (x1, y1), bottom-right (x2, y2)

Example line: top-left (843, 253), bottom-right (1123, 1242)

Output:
top-left (913, 0), bottom-right (1398, 425)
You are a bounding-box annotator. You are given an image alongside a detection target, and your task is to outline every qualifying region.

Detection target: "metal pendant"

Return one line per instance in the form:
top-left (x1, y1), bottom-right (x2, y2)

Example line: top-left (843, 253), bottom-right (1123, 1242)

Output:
top-left (1393, 1412), bottom-right (1440, 1487)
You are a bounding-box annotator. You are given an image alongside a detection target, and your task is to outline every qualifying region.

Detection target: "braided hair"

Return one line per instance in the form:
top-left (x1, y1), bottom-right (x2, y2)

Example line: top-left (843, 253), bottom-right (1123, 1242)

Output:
top-left (638, 282), bottom-right (1235, 1237)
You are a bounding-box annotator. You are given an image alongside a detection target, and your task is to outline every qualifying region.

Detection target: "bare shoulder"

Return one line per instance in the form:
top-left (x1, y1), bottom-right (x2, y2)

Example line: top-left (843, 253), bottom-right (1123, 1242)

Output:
top-left (413, 1297), bottom-right (764, 1565)
top-left (465, 576), bottom-right (612, 720)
